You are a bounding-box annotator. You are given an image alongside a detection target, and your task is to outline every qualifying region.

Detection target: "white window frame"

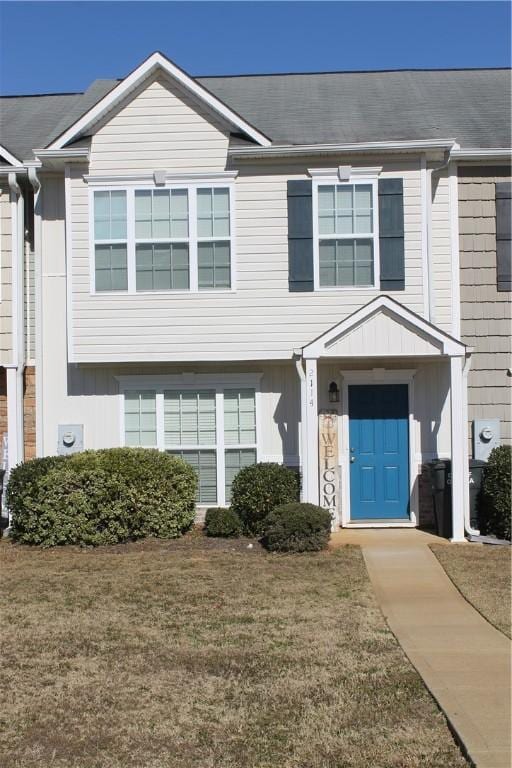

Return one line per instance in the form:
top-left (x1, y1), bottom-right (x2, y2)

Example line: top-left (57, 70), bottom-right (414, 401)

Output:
top-left (88, 180), bottom-right (236, 296)
top-left (117, 373), bottom-right (262, 507)
top-left (312, 175), bottom-right (380, 292)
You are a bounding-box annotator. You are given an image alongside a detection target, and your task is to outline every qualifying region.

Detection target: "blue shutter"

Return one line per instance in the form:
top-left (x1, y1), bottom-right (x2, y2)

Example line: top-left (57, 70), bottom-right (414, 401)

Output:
top-left (287, 180), bottom-right (314, 292)
top-left (379, 178), bottom-right (405, 291)
top-left (496, 182), bottom-right (511, 292)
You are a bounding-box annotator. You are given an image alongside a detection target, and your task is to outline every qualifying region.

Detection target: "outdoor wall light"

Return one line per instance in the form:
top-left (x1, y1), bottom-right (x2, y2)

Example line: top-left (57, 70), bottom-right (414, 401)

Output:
top-left (328, 381), bottom-right (340, 403)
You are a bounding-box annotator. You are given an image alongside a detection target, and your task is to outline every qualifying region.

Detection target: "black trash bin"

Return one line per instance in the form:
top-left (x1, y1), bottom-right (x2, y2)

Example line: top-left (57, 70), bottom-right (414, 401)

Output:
top-left (468, 459), bottom-right (486, 530)
top-left (430, 460), bottom-right (452, 539)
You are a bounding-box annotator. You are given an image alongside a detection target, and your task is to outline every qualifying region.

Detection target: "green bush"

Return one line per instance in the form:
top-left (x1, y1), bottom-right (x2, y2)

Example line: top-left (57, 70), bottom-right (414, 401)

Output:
top-left (8, 448), bottom-right (197, 546)
top-left (479, 446), bottom-right (511, 540)
top-left (262, 502), bottom-right (332, 553)
top-left (204, 507), bottom-right (242, 538)
top-left (230, 462), bottom-right (300, 535)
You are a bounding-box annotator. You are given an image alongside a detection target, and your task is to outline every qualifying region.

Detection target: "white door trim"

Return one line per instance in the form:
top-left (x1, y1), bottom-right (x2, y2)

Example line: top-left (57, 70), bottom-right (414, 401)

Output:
top-left (339, 369), bottom-right (418, 528)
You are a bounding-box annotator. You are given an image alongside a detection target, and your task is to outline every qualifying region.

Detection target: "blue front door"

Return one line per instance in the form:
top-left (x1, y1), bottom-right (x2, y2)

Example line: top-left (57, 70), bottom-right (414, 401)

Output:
top-left (348, 384), bottom-right (410, 520)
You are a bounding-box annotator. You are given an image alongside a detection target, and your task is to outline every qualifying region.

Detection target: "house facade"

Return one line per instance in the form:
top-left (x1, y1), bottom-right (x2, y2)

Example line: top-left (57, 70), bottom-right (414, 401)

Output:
top-left (0, 53), bottom-right (510, 539)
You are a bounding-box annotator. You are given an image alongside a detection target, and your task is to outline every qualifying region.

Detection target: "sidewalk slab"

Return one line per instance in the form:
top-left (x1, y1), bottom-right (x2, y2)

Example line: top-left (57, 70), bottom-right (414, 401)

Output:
top-left (331, 529), bottom-right (512, 768)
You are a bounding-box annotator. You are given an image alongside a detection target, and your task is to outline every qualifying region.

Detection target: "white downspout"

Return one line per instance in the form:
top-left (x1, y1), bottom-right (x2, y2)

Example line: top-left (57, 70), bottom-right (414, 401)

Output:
top-left (462, 351), bottom-right (478, 536)
top-left (28, 166), bottom-right (43, 457)
top-left (5, 172), bottom-right (25, 525)
top-left (294, 353), bottom-right (307, 501)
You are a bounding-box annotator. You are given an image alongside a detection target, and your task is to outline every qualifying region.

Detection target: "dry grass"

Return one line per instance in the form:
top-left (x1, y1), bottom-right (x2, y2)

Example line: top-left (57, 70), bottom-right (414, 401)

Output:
top-left (431, 543), bottom-right (512, 638)
top-left (0, 537), bottom-right (468, 768)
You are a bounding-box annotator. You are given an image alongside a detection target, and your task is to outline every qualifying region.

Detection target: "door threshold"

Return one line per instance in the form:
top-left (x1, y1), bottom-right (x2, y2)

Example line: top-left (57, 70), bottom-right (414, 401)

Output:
top-left (344, 521), bottom-right (416, 529)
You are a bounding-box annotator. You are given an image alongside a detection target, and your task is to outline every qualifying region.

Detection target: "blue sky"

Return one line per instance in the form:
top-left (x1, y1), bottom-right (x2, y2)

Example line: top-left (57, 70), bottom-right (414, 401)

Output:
top-left (0, 1), bottom-right (510, 95)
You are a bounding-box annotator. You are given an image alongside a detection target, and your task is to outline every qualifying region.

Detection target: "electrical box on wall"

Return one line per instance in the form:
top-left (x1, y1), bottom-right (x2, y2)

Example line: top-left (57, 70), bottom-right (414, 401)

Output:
top-left (472, 419), bottom-right (500, 461)
top-left (57, 425), bottom-right (83, 455)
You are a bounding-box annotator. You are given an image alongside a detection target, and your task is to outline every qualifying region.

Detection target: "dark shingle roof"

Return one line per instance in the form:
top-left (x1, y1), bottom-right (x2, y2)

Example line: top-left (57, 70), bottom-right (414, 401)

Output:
top-left (1, 68), bottom-right (510, 162)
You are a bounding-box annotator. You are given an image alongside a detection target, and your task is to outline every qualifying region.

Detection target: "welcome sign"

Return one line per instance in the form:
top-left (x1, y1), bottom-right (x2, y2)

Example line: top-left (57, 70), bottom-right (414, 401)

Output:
top-left (318, 411), bottom-right (339, 527)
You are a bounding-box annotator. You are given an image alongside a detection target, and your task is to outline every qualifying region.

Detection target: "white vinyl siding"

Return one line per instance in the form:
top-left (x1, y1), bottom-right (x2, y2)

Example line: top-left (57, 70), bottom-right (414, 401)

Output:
top-left (70, 150), bottom-right (445, 362)
top-left (122, 381), bottom-right (258, 505)
top-left (317, 183), bottom-right (376, 288)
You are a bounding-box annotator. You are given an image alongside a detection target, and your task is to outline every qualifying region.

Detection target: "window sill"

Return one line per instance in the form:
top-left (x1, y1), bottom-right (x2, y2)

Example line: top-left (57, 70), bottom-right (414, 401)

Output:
top-left (90, 288), bottom-right (237, 297)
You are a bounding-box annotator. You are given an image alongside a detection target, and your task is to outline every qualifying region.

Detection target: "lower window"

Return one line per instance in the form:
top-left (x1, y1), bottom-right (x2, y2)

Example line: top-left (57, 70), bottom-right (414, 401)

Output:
top-left (123, 385), bottom-right (258, 506)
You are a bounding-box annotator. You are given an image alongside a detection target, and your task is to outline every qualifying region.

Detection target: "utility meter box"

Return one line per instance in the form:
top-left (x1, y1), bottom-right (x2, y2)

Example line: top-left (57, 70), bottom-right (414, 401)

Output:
top-left (472, 418), bottom-right (500, 461)
top-left (58, 424), bottom-right (83, 455)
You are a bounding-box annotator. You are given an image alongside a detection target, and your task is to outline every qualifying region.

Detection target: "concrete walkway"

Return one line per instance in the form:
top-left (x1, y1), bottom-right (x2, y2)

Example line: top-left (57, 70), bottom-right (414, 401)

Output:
top-left (330, 529), bottom-right (511, 768)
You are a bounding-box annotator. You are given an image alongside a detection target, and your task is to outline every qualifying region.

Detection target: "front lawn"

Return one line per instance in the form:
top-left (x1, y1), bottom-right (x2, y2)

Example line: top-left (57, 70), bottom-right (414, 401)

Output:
top-left (0, 537), bottom-right (467, 768)
top-left (431, 543), bottom-right (511, 638)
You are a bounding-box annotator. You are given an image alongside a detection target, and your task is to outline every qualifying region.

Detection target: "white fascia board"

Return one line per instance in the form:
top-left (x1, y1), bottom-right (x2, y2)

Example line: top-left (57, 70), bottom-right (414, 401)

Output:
top-left (230, 138), bottom-right (459, 159)
top-left (302, 295), bottom-right (466, 358)
top-left (0, 144), bottom-right (23, 166)
top-left (46, 51), bottom-right (271, 150)
top-left (451, 148), bottom-right (512, 160)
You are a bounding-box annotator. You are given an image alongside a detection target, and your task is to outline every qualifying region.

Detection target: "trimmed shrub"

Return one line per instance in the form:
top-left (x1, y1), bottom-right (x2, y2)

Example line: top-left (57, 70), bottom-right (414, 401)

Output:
top-left (8, 448), bottom-right (197, 546)
top-left (263, 502), bottom-right (331, 553)
top-left (230, 462), bottom-right (300, 535)
top-left (479, 446), bottom-right (511, 541)
top-left (204, 507), bottom-right (242, 538)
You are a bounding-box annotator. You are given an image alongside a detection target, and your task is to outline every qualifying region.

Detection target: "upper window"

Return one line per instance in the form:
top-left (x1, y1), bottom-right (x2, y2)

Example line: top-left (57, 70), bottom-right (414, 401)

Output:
top-left (91, 185), bottom-right (233, 293)
top-left (316, 182), bottom-right (377, 289)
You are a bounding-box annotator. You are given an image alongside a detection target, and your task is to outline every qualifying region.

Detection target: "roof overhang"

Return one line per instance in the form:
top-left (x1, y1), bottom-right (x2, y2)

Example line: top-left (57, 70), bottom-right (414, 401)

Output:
top-left (302, 296), bottom-right (467, 359)
top-left (229, 138), bottom-right (459, 160)
top-left (46, 51), bottom-right (271, 151)
top-left (0, 144), bottom-right (23, 167)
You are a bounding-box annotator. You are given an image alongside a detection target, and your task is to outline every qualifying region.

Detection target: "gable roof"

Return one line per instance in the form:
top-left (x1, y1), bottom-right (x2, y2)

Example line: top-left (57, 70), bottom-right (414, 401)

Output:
top-left (46, 52), bottom-right (272, 151)
top-left (0, 60), bottom-right (510, 162)
top-left (302, 296), bottom-right (466, 358)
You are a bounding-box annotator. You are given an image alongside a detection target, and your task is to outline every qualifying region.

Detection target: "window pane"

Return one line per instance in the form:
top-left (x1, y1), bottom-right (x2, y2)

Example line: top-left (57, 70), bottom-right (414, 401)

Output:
top-left (198, 188), bottom-right (230, 239)
top-left (225, 448), bottom-right (256, 502)
top-left (136, 244), bottom-right (189, 291)
top-left (355, 213), bottom-right (372, 234)
top-left (95, 191), bottom-right (126, 240)
top-left (169, 450), bottom-right (217, 504)
top-left (319, 239), bottom-right (373, 288)
top-left (124, 391), bottom-right (156, 447)
top-left (337, 213), bottom-right (353, 235)
top-left (198, 242), bottom-right (231, 290)
top-left (224, 389), bottom-right (256, 445)
top-left (337, 187), bottom-right (353, 210)
top-left (95, 244), bottom-right (127, 291)
top-left (355, 185), bottom-right (372, 211)
top-left (170, 189), bottom-right (189, 238)
top-left (318, 186), bottom-right (335, 211)
top-left (164, 390), bottom-right (216, 446)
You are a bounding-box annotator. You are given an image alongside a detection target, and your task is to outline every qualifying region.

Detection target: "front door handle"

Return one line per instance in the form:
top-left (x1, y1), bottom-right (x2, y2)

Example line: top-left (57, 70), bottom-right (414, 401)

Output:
top-left (350, 456), bottom-right (356, 463)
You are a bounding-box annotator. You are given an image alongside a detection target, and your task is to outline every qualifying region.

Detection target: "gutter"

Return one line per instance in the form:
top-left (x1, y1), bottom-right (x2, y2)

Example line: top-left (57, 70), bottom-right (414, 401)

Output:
top-left (229, 138), bottom-right (459, 159)
top-left (451, 148), bottom-right (512, 161)
top-left (5, 172), bottom-right (25, 519)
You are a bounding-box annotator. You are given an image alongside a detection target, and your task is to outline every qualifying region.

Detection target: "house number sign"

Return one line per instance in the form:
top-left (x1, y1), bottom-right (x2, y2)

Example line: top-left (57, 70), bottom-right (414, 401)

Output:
top-left (319, 411), bottom-right (339, 526)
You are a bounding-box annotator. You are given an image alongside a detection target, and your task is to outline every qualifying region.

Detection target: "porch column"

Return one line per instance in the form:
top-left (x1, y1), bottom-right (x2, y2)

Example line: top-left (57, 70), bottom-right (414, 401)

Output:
top-left (450, 355), bottom-right (466, 542)
top-left (305, 358), bottom-right (319, 504)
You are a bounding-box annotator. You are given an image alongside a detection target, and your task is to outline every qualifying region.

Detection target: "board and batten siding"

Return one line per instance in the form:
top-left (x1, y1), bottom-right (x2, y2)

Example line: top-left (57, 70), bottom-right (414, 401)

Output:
top-left (0, 186), bottom-right (13, 364)
top-left (430, 168), bottom-right (453, 332)
top-left (458, 166), bottom-right (512, 446)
